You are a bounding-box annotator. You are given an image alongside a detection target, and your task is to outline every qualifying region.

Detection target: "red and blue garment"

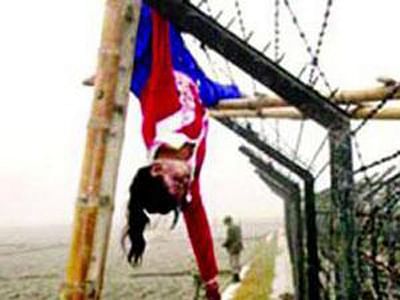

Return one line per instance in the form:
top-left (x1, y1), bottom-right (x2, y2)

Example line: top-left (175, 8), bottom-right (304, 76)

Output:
top-left (130, 4), bottom-right (241, 287)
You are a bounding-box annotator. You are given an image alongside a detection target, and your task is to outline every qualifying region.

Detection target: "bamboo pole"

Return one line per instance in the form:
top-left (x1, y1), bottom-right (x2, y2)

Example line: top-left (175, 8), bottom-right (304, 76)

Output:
top-left (215, 83), bottom-right (400, 110)
top-left (59, 1), bottom-right (142, 300)
top-left (210, 106), bottom-right (400, 120)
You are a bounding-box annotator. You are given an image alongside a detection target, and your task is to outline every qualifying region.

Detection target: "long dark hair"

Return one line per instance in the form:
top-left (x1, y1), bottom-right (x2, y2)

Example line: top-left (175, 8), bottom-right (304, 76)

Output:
top-left (122, 166), bottom-right (181, 265)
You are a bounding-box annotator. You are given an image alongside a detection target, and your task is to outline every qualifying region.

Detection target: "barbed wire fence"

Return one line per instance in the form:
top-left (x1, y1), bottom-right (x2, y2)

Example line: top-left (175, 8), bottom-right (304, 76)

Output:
top-left (191, 0), bottom-right (399, 299)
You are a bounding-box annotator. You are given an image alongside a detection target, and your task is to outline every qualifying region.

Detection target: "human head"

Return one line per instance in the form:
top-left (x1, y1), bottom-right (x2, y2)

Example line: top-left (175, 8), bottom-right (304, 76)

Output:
top-left (122, 162), bottom-right (191, 265)
top-left (223, 215), bottom-right (233, 226)
top-left (150, 159), bottom-right (191, 201)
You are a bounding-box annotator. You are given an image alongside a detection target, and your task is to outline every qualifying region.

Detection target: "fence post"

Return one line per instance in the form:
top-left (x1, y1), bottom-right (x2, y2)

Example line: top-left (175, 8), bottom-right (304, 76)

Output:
top-left (329, 121), bottom-right (359, 300)
top-left (239, 144), bottom-right (314, 300)
top-left (59, 1), bottom-right (142, 299)
top-left (255, 168), bottom-right (306, 300)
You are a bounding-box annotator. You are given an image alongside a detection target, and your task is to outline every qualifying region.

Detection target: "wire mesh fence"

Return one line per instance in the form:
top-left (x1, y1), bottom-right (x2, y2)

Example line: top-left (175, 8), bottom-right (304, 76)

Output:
top-left (315, 170), bottom-right (400, 299)
top-left (186, 1), bottom-right (400, 299)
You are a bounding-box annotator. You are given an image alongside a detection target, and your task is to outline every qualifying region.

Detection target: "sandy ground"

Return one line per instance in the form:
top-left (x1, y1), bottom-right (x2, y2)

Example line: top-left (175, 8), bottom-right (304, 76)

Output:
top-left (0, 220), bottom-right (278, 300)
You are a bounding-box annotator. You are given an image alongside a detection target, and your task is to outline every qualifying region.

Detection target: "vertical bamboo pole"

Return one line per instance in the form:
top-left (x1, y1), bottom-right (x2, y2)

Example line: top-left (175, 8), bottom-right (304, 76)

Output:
top-left (59, 1), bottom-right (142, 299)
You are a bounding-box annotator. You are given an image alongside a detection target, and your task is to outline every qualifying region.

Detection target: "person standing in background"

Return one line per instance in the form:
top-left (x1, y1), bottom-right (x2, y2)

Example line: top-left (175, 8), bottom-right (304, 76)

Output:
top-left (222, 216), bottom-right (243, 283)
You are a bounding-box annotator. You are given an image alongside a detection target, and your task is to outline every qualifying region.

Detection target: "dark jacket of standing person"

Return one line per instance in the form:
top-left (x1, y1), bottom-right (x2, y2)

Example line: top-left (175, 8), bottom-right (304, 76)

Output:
top-left (222, 216), bottom-right (243, 255)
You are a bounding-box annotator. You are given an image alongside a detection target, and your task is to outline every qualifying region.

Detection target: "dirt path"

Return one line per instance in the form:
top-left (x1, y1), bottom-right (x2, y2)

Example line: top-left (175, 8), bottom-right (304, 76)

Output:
top-left (269, 228), bottom-right (294, 299)
top-left (221, 264), bottom-right (250, 300)
top-left (221, 232), bottom-right (274, 300)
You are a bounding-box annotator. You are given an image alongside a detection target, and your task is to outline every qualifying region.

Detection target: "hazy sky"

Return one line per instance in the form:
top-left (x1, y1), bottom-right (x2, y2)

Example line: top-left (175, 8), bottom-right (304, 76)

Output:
top-left (0, 0), bottom-right (399, 227)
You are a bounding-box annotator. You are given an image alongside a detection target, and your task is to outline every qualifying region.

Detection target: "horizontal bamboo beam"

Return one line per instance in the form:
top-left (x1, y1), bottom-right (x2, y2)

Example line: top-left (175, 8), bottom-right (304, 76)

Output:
top-left (210, 106), bottom-right (400, 120)
top-left (215, 83), bottom-right (400, 110)
top-left (145, 0), bottom-right (348, 129)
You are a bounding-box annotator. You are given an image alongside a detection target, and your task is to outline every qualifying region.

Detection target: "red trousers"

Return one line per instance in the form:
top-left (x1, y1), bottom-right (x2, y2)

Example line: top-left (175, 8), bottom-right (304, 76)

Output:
top-left (183, 179), bottom-right (218, 282)
top-left (183, 138), bottom-right (221, 300)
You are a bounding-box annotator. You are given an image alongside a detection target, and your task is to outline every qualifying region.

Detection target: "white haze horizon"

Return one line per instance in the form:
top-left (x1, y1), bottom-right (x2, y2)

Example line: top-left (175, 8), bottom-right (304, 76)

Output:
top-left (0, 0), bottom-right (399, 228)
